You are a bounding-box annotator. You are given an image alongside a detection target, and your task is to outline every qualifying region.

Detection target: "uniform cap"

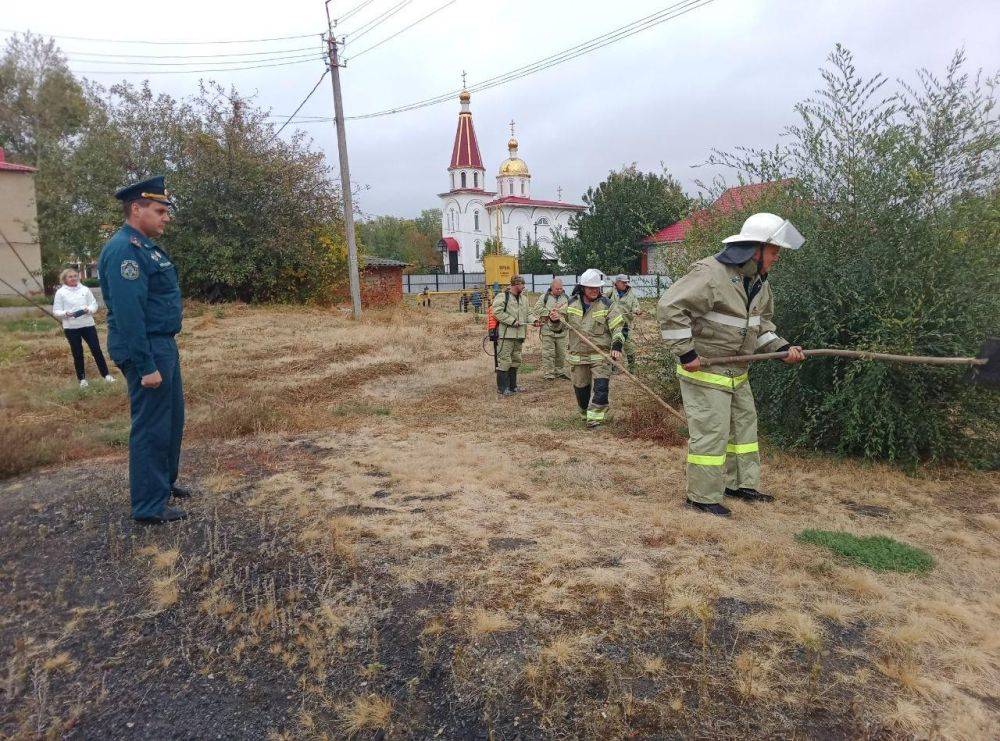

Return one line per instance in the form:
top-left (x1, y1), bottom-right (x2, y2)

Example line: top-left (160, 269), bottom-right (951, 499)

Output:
top-left (613, 274), bottom-right (629, 283)
top-left (510, 275), bottom-right (525, 285)
top-left (115, 175), bottom-right (174, 207)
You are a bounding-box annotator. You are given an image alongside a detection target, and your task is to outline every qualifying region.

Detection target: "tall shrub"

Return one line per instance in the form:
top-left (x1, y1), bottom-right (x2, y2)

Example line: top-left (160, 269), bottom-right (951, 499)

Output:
top-left (680, 47), bottom-right (999, 466)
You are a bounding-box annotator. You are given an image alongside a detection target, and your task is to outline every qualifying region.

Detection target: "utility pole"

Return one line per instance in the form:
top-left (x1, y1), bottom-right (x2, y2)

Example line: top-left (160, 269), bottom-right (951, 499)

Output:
top-left (325, 0), bottom-right (362, 319)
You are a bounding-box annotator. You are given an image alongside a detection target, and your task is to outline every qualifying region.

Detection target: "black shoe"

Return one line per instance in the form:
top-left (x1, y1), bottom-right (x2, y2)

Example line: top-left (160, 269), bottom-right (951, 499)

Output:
top-left (135, 506), bottom-right (188, 524)
top-left (496, 370), bottom-right (509, 395)
top-left (574, 383), bottom-right (591, 415)
top-left (686, 499), bottom-right (731, 517)
top-left (171, 485), bottom-right (193, 499)
top-left (724, 487), bottom-right (775, 502)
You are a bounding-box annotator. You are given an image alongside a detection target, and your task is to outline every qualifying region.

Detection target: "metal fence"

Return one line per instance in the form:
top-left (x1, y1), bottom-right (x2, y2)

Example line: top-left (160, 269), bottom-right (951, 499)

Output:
top-left (402, 273), bottom-right (672, 298)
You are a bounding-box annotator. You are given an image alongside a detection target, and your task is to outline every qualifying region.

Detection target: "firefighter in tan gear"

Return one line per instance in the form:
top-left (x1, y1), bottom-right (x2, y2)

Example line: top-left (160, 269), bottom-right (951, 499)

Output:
top-left (531, 278), bottom-right (570, 380)
top-left (604, 274), bottom-right (642, 372)
top-left (493, 275), bottom-right (531, 396)
top-left (555, 269), bottom-right (626, 428)
top-left (658, 213), bottom-right (806, 516)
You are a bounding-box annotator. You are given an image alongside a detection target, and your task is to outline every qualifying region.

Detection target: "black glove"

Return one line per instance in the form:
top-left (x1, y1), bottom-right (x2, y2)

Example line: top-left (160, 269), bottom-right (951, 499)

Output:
top-left (612, 340), bottom-right (623, 352)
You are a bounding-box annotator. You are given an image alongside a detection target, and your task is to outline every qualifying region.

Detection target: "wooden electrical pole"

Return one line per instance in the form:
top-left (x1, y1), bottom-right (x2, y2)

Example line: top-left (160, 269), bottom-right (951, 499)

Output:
top-left (325, 1), bottom-right (362, 319)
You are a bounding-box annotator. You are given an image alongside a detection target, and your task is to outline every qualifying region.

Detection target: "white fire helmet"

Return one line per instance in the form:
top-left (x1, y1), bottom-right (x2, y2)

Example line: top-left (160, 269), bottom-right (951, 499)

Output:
top-left (578, 268), bottom-right (606, 288)
top-left (723, 212), bottom-right (805, 250)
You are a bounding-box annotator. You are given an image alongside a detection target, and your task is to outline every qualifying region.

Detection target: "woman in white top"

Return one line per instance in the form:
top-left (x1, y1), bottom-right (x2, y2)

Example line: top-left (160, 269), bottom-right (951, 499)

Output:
top-left (52, 268), bottom-right (115, 388)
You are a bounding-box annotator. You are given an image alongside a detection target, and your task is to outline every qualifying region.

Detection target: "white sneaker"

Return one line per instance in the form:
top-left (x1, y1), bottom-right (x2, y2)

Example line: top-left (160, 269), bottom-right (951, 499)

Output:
top-left (79, 379), bottom-right (89, 389)
top-left (104, 374), bottom-right (116, 383)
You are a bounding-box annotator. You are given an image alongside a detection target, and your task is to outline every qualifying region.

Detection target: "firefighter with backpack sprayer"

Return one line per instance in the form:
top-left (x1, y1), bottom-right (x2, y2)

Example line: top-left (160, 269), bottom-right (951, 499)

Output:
top-left (491, 275), bottom-right (531, 396)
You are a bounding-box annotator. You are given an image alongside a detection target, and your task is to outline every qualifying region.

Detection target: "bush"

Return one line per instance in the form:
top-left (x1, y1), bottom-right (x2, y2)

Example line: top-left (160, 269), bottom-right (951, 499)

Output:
top-left (82, 277), bottom-right (99, 287)
top-left (679, 47), bottom-right (1000, 467)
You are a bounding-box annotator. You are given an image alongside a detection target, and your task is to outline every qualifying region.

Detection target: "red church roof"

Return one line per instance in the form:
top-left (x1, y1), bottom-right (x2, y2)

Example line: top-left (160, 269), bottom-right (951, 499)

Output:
top-left (642, 180), bottom-right (791, 245)
top-left (0, 147), bottom-right (37, 173)
top-left (484, 195), bottom-right (585, 210)
top-left (449, 98), bottom-right (484, 171)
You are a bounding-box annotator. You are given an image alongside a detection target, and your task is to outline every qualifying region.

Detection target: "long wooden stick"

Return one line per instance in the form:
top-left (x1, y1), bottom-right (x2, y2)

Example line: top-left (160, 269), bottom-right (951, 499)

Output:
top-left (700, 348), bottom-right (987, 367)
top-left (562, 322), bottom-right (686, 423)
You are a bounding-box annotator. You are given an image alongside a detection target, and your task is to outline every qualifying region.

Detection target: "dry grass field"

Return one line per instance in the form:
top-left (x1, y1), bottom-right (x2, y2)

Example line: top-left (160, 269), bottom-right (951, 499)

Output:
top-left (1, 301), bottom-right (998, 739)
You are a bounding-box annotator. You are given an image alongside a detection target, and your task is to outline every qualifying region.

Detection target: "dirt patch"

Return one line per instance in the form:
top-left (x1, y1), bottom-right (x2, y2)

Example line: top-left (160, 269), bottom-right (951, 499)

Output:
top-left (612, 401), bottom-right (687, 446)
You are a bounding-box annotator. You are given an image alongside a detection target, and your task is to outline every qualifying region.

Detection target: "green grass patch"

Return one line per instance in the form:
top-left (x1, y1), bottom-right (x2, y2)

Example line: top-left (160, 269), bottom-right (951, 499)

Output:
top-left (53, 379), bottom-right (124, 403)
top-left (97, 419), bottom-right (131, 447)
top-left (331, 401), bottom-right (391, 417)
top-left (545, 414), bottom-right (584, 431)
top-left (796, 529), bottom-right (934, 573)
top-left (0, 295), bottom-right (49, 307)
top-left (518, 362), bottom-right (536, 374)
top-left (1, 317), bottom-right (60, 334)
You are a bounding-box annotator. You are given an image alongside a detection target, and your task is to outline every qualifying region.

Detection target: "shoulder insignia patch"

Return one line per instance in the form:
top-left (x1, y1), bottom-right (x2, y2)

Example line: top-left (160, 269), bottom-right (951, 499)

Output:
top-left (120, 259), bottom-right (140, 280)
top-left (731, 276), bottom-right (741, 284)
top-left (129, 236), bottom-right (143, 248)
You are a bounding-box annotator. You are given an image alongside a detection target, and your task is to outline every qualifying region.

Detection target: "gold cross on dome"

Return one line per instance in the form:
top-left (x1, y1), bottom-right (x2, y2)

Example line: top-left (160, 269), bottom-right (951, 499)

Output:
top-left (509, 119), bottom-right (516, 137)
top-left (461, 70), bottom-right (467, 88)
top-left (557, 186), bottom-right (563, 200)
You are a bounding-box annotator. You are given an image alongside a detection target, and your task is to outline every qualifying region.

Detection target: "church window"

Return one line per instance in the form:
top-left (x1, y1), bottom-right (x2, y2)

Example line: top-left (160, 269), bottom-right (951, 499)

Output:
top-left (450, 209), bottom-right (457, 231)
top-left (534, 217), bottom-right (549, 240)
top-left (461, 171), bottom-right (467, 188)
top-left (509, 180), bottom-right (514, 195)
top-left (473, 172), bottom-right (479, 188)
top-left (451, 172), bottom-right (455, 189)
top-left (474, 211), bottom-right (480, 231)
top-left (475, 240), bottom-right (481, 259)
top-left (517, 226), bottom-right (523, 248)
top-left (520, 181), bottom-right (525, 195)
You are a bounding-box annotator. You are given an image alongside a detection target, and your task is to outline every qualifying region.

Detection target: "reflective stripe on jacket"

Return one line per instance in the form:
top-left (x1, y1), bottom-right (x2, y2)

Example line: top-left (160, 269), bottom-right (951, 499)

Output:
top-left (531, 291), bottom-right (569, 336)
top-left (492, 290), bottom-right (531, 340)
top-left (557, 294), bottom-right (626, 363)
top-left (604, 285), bottom-right (639, 326)
top-left (656, 256), bottom-right (787, 387)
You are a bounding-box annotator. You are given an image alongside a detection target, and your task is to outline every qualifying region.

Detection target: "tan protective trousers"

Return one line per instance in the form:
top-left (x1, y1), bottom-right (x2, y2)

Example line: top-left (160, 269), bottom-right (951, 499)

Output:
top-left (679, 378), bottom-right (760, 504)
top-left (540, 331), bottom-right (568, 378)
top-left (496, 337), bottom-right (523, 372)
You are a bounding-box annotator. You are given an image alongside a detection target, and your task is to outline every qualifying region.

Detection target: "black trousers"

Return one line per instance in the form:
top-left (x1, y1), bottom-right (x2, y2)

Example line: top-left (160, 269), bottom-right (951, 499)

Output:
top-left (64, 325), bottom-right (110, 380)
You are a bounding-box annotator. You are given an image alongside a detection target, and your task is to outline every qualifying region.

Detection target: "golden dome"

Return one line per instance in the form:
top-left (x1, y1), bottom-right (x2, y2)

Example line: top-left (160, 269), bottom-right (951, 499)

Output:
top-left (459, 89), bottom-right (471, 103)
top-left (499, 157), bottom-right (530, 176)
top-left (507, 136), bottom-right (518, 149)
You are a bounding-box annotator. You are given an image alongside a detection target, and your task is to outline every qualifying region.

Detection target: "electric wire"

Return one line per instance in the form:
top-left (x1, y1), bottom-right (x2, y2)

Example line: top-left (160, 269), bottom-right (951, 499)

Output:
top-left (60, 44), bottom-right (323, 60)
top-left (271, 68), bottom-right (331, 141)
top-left (66, 50), bottom-right (324, 67)
top-left (72, 56), bottom-right (327, 75)
top-left (343, 0), bottom-right (412, 44)
top-left (347, 0), bottom-right (457, 61)
top-left (0, 27), bottom-right (318, 45)
top-left (345, 0), bottom-right (714, 119)
top-left (336, 0), bottom-right (379, 25)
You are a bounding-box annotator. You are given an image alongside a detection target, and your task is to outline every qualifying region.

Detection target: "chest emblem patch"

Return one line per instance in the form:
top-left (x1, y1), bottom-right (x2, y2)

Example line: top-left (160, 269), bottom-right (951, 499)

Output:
top-left (120, 259), bottom-right (140, 280)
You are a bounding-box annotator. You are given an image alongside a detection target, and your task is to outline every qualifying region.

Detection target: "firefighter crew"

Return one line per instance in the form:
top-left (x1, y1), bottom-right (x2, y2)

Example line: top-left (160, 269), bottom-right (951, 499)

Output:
top-left (492, 275), bottom-right (531, 396)
top-left (531, 278), bottom-right (570, 380)
top-left (558, 269), bottom-right (626, 428)
top-left (657, 213), bottom-right (806, 516)
top-left (98, 175), bottom-right (191, 524)
top-left (604, 273), bottom-right (642, 372)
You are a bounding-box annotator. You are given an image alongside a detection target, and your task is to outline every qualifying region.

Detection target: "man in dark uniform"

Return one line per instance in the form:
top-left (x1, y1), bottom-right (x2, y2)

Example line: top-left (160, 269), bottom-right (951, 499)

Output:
top-left (98, 175), bottom-right (190, 524)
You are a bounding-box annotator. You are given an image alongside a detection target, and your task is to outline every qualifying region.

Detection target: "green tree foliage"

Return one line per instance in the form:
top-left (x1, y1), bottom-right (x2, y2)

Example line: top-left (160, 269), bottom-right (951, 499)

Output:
top-left (518, 236), bottom-right (557, 274)
top-left (0, 33), bottom-right (90, 284)
top-left (682, 46), bottom-right (999, 466)
top-left (556, 165), bottom-right (689, 273)
top-left (482, 237), bottom-right (507, 257)
top-left (357, 209), bottom-right (441, 273)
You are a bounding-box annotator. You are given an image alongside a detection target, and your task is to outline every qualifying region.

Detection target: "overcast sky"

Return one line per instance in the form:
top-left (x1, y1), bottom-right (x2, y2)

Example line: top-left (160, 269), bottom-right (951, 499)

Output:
top-left (5, 0), bottom-right (998, 218)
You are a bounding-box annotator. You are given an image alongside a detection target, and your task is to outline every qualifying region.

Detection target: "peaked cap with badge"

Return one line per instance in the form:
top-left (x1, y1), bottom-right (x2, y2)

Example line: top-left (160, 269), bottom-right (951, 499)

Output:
top-left (114, 175), bottom-right (175, 207)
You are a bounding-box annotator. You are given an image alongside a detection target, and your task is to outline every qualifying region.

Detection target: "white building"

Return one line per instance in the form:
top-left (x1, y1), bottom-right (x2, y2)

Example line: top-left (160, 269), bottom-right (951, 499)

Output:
top-left (438, 90), bottom-right (584, 273)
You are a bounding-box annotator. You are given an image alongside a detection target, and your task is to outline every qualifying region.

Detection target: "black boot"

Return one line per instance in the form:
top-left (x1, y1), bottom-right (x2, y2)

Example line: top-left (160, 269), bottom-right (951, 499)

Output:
top-left (574, 384), bottom-right (591, 420)
top-left (496, 370), bottom-right (512, 396)
top-left (686, 499), bottom-right (731, 517)
top-left (724, 487), bottom-right (775, 502)
top-left (509, 367), bottom-right (524, 392)
top-left (135, 505), bottom-right (188, 524)
top-left (171, 485), bottom-right (193, 499)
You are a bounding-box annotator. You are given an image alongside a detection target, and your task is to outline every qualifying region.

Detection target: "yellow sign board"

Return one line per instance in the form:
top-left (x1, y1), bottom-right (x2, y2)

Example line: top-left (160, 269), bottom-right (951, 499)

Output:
top-left (483, 254), bottom-right (518, 293)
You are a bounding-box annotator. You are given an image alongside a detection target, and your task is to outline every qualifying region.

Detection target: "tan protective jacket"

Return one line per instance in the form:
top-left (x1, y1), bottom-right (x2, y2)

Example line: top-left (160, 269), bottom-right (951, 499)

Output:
top-left (657, 257), bottom-right (787, 389)
top-left (531, 291), bottom-right (569, 336)
top-left (556, 293), bottom-right (626, 363)
top-left (492, 289), bottom-right (531, 340)
top-left (604, 286), bottom-right (640, 326)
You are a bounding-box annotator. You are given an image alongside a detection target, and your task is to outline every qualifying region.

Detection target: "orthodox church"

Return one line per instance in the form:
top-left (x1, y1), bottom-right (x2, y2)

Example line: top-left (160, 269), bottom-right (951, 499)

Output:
top-left (437, 89), bottom-right (584, 273)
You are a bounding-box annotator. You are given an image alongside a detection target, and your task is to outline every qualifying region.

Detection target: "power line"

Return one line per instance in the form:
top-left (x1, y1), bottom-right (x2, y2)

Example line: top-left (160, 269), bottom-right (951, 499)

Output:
top-left (60, 44), bottom-right (323, 60)
top-left (0, 27), bottom-right (318, 45)
top-left (343, 0), bottom-right (412, 44)
top-left (71, 56), bottom-right (326, 75)
top-left (336, 0), bottom-right (379, 25)
top-left (345, 0), bottom-right (714, 120)
top-left (348, 0), bottom-right (457, 61)
top-left (66, 50), bottom-right (324, 68)
top-left (271, 67), bottom-right (331, 140)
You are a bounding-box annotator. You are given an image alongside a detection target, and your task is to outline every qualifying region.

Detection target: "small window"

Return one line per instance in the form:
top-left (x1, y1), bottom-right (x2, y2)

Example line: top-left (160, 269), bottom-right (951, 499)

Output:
top-left (475, 240), bottom-right (481, 259)
top-left (474, 211), bottom-right (480, 231)
top-left (473, 172), bottom-right (479, 188)
top-left (461, 172), bottom-right (467, 188)
top-left (520, 181), bottom-right (525, 195)
top-left (517, 226), bottom-right (523, 247)
top-left (451, 172), bottom-right (455, 189)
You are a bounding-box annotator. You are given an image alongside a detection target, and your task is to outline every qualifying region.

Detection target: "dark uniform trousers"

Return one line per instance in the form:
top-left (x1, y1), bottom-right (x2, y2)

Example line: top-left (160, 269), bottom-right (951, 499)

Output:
top-left (120, 335), bottom-right (184, 519)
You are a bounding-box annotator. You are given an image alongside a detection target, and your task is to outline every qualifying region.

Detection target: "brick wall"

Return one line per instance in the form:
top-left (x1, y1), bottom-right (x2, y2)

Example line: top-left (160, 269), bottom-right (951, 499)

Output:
top-left (360, 265), bottom-right (403, 306)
